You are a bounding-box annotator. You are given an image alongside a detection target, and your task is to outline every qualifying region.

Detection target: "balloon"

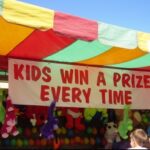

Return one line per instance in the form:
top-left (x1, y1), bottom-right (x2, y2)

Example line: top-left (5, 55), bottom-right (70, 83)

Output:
top-left (23, 139), bottom-right (28, 147)
top-left (32, 127), bottom-right (37, 134)
top-left (16, 138), bottom-right (23, 147)
top-left (57, 110), bottom-right (62, 116)
top-left (24, 128), bottom-right (31, 137)
top-left (67, 129), bottom-right (74, 138)
top-left (101, 138), bottom-right (107, 146)
top-left (92, 127), bottom-right (98, 135)
top-left (64, 138), bottom-right (70, 145)
top-left (96, 137), bottom-right (101, 145)
top-left (70, 138), bottom-right (75, 145)
top-left (3, 139), bottom-right (10, 146)
top-left (90, 137), bottom-right (95, 145)
top-left (41, 138), bottom-right (47, 146)
top-left (47, 139), bottom-right (52, 146)
top-left (75, 136), bottom-right (80, 144)
top-left (99, 127), bottom-right (105, 135)
top-left (56, 128), bottom-right (61, 135)
top-left (53, 138), bottom-right (61, 150)
top-left (60, 138), bottom-right (64, 145)
top-left (143, 117), bottom-right (148, 123)
top-left (29, 138), bottom-right (34, 146)
top-left (142, 114), bottom-right (149, 123)
top-left (79, 138), bottom-right (84, 145)
top-left (35, 139), bottom-right (41, 147)
top-left (87, 127), bottom-right (92, 135)
top-left (84, 137), bottom-right (89, 145)
top-left (11, 139), bottom-right (16, 146)
top-left (61, 127), bottom-right (67, 135)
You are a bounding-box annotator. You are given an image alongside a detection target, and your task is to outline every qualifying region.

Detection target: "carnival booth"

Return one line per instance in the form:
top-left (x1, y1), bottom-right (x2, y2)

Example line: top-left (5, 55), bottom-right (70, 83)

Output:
top-left (0, 0), bottom-right (150, 149)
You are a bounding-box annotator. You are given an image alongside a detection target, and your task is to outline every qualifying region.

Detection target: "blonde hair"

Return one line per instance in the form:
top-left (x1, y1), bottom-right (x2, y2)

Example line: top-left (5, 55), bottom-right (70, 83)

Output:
top-left (130, 128), bottom-right (148, 146)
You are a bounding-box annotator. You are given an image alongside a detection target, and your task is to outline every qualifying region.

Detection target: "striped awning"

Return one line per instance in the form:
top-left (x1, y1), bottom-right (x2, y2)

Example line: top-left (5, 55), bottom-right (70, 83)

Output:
top-left (0, 0), bottom-right (150, 71)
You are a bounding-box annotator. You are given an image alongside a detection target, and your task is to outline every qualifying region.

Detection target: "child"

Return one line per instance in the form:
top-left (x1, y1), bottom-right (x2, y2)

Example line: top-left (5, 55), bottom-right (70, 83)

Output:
top-left (129, 128), bottom-right (148, 149)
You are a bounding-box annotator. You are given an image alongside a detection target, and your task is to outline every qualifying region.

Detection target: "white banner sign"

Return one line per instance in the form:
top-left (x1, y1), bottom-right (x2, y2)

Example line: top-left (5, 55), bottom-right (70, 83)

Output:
top-left (9, 58), bottom-right (150, 109)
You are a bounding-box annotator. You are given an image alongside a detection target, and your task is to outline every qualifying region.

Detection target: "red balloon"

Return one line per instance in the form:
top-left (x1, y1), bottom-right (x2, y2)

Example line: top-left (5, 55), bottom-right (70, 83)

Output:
top-left (24, 128), bottom-right (31, 138)
top-left (29, 139), bottom-right (34, 146)
top-left (35, 139), bottom-right (41, 147)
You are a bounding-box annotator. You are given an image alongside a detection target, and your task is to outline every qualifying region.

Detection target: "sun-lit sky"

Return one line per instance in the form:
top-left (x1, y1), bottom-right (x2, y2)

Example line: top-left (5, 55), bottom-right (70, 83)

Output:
top-left (21, 0), bottom-right (150, 32)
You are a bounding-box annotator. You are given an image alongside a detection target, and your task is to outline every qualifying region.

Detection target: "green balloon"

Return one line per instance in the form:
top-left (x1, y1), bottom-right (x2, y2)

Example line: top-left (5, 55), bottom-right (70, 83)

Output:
top-left (87, 127), bottom-right (92, 134)
top-left (16, 139), bottom-right (23, 147)
top-left (23, 139), bottom-right (28, 146)
top-left (11, 139), bottom-right (16, 146)
top-left (143, 117), bottom-right (148, 123)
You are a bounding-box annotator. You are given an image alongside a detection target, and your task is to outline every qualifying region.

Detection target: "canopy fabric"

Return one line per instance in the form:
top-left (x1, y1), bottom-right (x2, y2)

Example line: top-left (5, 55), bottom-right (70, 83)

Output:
top-left (0, 0), bottom-right (150, 71)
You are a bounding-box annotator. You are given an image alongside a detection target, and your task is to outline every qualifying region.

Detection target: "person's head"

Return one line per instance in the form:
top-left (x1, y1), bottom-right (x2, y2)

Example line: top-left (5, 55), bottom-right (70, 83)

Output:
top-left (130, 128), bottom-right (148, 148)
